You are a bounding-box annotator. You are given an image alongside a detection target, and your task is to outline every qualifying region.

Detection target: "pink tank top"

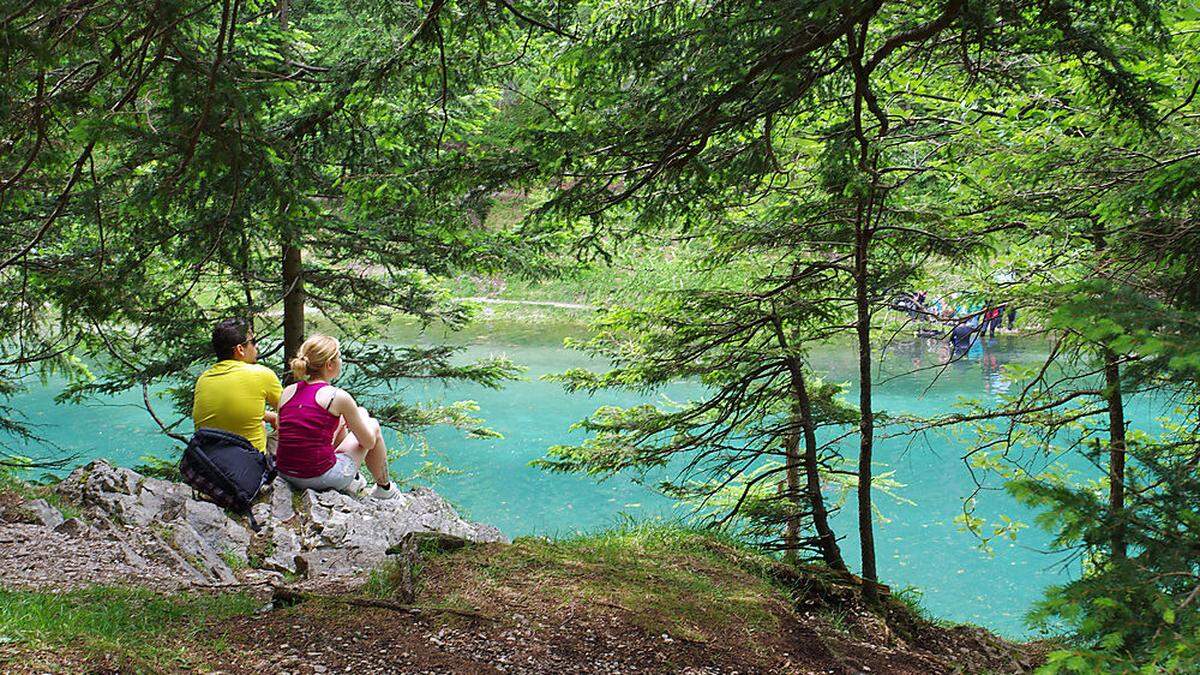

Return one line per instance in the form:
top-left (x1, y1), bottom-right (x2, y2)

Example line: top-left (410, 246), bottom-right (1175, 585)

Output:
top-left (276, 381), bottom-right (341, 478)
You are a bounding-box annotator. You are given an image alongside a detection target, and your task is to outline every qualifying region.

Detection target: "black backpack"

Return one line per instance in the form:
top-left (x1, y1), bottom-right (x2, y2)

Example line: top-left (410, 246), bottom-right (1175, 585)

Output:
top-left (180, 427), bottom-right (277, 530)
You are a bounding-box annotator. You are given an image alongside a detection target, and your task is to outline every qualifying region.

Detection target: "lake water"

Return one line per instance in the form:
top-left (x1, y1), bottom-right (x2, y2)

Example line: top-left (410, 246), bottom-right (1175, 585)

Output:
top-left (2, 321), bottom-right (1164, 638)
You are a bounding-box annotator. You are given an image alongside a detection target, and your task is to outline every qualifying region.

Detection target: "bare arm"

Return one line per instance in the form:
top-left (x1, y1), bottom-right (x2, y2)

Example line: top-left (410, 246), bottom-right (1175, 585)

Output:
top-left (262, 369), bottom-right (284, 428)
top-left (328, 389), bottom-right (377, 451)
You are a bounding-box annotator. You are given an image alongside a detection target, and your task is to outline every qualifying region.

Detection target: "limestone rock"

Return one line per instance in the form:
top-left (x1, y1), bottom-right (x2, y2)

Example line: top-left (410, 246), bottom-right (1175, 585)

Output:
top-left (251, 502), bottom-right (271, 527)
top-left (270, 477), bottom-right (296, 522)
top-left (48, 459), bottom-right (506, 584)
top-left (171, 520), bottom-right (237, 584)
top-left (264, 526), bottom-right (303, 574)
top-left (56, 460), bottom-right (179, 527)
top-left (58, 460), bottom-right (140, 500)
top-left (178, 498), bottom-right (250, 562)
top-left (137, 476), bottom-right (191, 523)
top-left (53, 517), bottom-right (89, 537)
top-left (286, 485), bottom-right (506, 578)
top-left (22, 499), bottom-right (64, 528)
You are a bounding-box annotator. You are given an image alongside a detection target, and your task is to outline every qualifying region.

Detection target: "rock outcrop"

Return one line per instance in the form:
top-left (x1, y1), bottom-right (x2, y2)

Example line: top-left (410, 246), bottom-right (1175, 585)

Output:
top-left (33, 460), bottom-right (507, 586)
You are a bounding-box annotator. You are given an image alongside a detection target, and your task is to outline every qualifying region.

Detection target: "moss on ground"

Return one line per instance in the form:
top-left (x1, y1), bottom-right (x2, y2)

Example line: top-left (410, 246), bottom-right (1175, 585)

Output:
top-left (410, 523), bottom-right (793, 646)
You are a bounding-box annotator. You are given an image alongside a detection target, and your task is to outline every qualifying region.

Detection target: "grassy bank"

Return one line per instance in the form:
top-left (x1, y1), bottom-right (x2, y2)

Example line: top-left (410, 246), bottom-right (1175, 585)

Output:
top-left (374, 524), bottom-right (787, 645)
top-left (0, 524), bottom-right (1038, 673)
top-left (0, 587), bottom-right (258, 672)
top-left (444, 240), bottom-right (702, 321)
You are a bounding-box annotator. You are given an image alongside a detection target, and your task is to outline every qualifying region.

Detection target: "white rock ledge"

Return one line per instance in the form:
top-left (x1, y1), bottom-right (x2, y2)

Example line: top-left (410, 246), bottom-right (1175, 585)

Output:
top-left (47, 459), bottom-right (507, 584)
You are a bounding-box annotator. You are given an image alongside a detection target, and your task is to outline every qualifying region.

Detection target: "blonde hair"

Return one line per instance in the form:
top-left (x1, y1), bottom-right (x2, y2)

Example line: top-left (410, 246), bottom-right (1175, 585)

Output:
top-left (289, 334), bottom-right (341, 382)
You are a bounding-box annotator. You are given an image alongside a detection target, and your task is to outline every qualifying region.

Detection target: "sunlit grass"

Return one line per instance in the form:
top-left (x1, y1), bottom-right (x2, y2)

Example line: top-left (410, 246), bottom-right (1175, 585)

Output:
top-left (0, 587), bottom-right (258, 668)
top-left (411, 522), bottom-right (790, 643)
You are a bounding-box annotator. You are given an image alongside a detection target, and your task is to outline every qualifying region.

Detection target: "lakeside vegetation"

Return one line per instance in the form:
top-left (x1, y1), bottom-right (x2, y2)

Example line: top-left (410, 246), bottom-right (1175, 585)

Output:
top-left (0, 523), bottom-right (1038, 672)
top-left (0, 587), bottom-right (259, 670)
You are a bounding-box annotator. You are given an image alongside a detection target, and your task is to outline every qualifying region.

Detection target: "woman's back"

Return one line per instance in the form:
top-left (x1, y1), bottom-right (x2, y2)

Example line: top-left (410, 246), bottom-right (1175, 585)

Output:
top-left (276, 380), bottom-right (341, 478)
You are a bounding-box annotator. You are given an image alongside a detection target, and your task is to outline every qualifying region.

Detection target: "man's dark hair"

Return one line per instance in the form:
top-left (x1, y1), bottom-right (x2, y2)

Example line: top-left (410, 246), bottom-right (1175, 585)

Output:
top-left (212, 318), bottom-right (251, 360)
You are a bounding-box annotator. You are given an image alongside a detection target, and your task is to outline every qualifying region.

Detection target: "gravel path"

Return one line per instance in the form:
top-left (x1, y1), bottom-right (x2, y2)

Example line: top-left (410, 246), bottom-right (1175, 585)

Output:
top-left (0, 522), bottom-right (186, 591)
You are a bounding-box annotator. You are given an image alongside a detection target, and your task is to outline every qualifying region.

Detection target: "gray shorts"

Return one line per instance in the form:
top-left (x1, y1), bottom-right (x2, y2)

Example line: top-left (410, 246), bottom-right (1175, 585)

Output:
top-left (281, 453), bottom-right (360, 493)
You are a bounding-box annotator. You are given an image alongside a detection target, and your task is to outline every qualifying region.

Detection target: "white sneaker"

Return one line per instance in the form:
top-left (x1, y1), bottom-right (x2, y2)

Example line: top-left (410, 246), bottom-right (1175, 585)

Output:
top-left (371, 482), bottom-right (398, 500)
top-left (342, 473), bottom-right (367, 496)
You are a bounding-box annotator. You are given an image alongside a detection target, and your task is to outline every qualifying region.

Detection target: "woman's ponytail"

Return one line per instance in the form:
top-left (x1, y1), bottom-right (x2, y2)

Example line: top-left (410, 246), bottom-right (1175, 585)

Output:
top-left (289, 335), bottom-right (340, 382)
top-left (289, 355), bottom-right (311, 381)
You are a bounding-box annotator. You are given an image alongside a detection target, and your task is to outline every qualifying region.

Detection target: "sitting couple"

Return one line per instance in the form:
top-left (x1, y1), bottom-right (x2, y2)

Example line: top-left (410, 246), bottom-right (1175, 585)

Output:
top-left (192, 318), bottom-right (397, 499)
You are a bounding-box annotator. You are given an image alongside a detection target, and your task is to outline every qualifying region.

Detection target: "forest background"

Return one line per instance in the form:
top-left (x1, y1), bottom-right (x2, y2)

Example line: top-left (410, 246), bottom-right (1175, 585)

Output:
top-left (1, 0), bottom-right (1199, 671)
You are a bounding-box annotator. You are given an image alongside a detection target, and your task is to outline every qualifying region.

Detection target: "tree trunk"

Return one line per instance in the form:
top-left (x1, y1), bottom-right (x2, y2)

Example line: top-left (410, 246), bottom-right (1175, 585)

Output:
top-left (1104, 349), bottom-right (1127, 561)
top-left (770, 309), bottom-right (845, 570)
top-left (854, 220), bottom-right (878, 602)
top-left (278, 0), bottom-right (303, 367)
top-left (1092, 222), bottom-right (1127, 562)
top-left (282, 243), bottom-right (304, 362)
top-left (790, 363), bottom-right (848, 571)
top-left (782, 415), bottom-right (802, 565)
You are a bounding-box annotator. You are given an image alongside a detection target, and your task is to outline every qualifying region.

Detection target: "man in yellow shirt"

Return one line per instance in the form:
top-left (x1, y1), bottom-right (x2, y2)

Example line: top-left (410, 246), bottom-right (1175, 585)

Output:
top-left (193, 318), bottom-right (283, 453)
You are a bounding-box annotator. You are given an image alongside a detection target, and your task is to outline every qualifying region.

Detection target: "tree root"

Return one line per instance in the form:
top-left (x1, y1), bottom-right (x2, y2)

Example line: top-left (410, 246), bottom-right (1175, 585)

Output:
top-left (270, 586), bottom-right (495, 622)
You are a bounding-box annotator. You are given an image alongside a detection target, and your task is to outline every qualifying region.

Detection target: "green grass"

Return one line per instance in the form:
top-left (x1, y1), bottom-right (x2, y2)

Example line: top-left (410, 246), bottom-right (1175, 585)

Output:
top-left (363, 558), bottom-right (406, 599)
top-left (0, 467), bottom-right (81, 521)
top-left (419, 522), bottom-right (788, 642)
top-left (443, 241), bottom-right (723, 309)
top-left (892, 585), bottom-right (961, 630)
top-left (0, 586), bottom-right (258, 669)
top-left (219, 548), bottom-right (248, 571)
top-left (818, 607), bottom-right (851, 634)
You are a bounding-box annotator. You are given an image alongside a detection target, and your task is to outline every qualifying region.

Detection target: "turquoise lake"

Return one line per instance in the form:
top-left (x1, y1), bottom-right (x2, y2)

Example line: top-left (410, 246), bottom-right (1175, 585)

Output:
top-left (3, 322), bottom-right (1168, 638)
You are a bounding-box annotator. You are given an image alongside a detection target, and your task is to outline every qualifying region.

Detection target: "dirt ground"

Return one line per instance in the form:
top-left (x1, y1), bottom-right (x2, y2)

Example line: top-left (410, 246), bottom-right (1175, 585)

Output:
top-left (203, 541), bottom-right (1037, 675)
top-left (1, 514), bottom-right (1040, 674)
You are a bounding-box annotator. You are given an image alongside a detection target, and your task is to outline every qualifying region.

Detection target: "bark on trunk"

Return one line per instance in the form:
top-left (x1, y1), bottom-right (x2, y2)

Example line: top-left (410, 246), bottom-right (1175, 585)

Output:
top-left (1104, 349), bottom-right (1127, 561)
top-left (282, 242), bottom-right (304, 363)
top-left (854, 222), bottom-right (878, 602)
top-left (790, 363), bottom-right (847, 571)
top-left (783, 417), bottom-right (802, 565)
top-left (770, 310), bottom-right (846, 570)
top-left (1092, 223), bottom-right (1127, 562)
top-left (277, 0), bottom-right (302, 368)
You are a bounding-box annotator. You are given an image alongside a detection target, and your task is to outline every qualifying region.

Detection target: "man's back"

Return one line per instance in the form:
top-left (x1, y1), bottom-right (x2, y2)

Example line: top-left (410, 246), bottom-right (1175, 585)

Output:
top-left (193, 360), bottom-right (282, 452)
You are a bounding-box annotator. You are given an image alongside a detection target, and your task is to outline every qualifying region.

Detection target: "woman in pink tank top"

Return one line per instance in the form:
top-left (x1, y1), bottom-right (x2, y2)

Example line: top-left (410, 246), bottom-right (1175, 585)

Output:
top-left (275, 335), bottom-right (398, 499)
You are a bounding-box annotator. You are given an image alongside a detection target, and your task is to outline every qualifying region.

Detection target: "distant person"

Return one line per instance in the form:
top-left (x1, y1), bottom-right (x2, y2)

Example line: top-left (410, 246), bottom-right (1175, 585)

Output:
top-left (984, 306), bottom-right (1002, 337)
top-left (275, 335), bottom-right (397, 499)
top-left (949, 321), bottom-right (977, 358)
top-left (1007, 305), bottom-right (1018, 331)
top-left (193, 318), bottom-right (282, 453)
top-left (895, 291), bottom-right (921, 319)
top-left (931, 296), bottom-right (954, 322)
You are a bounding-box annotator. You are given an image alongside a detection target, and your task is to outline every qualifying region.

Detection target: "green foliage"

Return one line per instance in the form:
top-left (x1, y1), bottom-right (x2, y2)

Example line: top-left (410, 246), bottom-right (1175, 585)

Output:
top-left (2, 1), bottom-right (1199, 670)
top-left (133, 454), bottom-right (182, 483)
top-left (535, 277), bottom-right (864, 562)
top-left (0, 586), bottom-right (258, 667)
top-left (1014, 433), bottom-right (1200, 671)
top-left (0, 0), bottom-right (563, 457)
